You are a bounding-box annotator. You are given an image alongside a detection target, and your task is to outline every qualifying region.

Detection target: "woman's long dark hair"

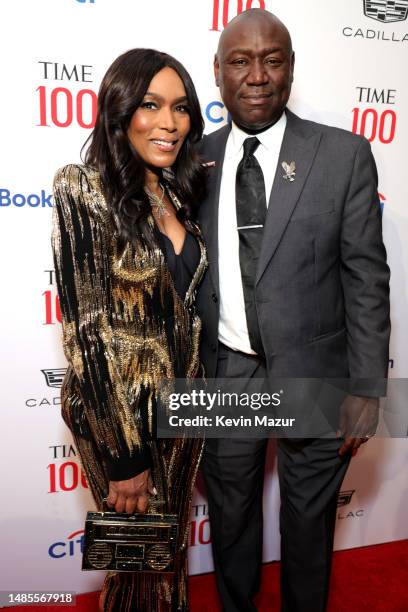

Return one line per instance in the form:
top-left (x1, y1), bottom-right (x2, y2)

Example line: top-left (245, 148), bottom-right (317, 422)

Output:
top-left (84, 48), bottom-right (206, 243)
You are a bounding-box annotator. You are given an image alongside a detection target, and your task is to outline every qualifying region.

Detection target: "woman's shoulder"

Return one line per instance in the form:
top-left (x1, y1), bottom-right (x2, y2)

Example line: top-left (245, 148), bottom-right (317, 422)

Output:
top-left (53, 164), bottom-right (108, 214)
top-left (53, 163), bottom-right (101, 191)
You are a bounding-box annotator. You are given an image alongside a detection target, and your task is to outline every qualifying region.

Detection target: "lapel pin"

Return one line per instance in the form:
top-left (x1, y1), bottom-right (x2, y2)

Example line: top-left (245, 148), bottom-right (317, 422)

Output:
top-left (282, 161), bottom-right (296, 182)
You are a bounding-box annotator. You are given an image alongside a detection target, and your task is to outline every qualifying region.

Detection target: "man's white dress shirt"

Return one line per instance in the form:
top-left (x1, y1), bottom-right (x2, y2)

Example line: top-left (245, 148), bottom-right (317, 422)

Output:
top-left (218, 112), bottom-right (287, 354)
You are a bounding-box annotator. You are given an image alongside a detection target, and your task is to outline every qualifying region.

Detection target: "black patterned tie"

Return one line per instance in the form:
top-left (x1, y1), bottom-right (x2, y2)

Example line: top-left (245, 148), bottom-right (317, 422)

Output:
top-left (236, 137), bottom-right (266, 357)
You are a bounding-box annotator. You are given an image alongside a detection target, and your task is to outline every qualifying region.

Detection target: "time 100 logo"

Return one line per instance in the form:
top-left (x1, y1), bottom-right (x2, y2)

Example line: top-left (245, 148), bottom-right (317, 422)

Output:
top-left (36, 61), bottom-right (97, 129)
top-left (351, 108), bottom-right (396, 144)
top-left (211, 0), bottom-right (266, 31)
top-left (352, 87), bottom-right (398, 144)
top-left (48, 461), bottom-right (88, 493)
top-left (36, 87), bottom-right (97, 129)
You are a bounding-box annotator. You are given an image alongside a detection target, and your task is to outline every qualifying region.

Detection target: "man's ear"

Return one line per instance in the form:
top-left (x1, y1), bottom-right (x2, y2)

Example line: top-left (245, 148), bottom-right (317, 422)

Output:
top-left (214, 54), bottom-right (220, 87)
top-left (290, 51), bottom-right (295, 83)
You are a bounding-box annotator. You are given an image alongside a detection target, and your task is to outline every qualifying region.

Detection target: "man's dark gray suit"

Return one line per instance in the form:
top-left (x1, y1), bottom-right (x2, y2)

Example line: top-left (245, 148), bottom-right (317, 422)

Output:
top-left (196, 109), bottom-right (390, 611)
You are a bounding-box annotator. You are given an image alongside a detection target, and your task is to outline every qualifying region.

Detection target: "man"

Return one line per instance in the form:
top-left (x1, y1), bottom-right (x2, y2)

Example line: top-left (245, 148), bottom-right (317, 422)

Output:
top-left (196, 9), bottom-right (390, 612)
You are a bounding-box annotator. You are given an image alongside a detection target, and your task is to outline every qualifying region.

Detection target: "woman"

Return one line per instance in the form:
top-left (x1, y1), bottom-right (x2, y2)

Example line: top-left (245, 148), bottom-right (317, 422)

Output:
top-left (52, 49), bottom-right (207, 611)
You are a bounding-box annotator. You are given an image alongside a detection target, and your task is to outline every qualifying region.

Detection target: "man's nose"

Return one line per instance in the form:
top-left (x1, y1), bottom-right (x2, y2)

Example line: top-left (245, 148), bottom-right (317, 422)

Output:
top-left (159, 106), bottom-right (177, 131)
top-left (246, 60), bottom-right (268, 86)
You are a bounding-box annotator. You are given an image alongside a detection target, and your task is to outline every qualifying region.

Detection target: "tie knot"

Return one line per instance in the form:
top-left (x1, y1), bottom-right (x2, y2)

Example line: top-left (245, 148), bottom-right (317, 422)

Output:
top-left (243, 137), bottom-right (260, 159)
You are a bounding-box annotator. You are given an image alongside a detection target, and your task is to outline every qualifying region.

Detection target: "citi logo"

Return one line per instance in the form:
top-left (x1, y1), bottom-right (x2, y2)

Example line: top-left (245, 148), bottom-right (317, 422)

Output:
top-left (48, 529), bottom-right (84, 559)
top-left (0, 188), bottom-right (53, 208)
top-left (205, 100), bottom-right (230, 125)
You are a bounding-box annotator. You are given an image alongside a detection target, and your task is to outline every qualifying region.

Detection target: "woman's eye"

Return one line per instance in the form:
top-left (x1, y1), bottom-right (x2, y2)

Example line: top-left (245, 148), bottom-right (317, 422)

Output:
top-left (175, 104), bottom-right (189, 113)
top-left (140, 101), bottom-right (157, 110)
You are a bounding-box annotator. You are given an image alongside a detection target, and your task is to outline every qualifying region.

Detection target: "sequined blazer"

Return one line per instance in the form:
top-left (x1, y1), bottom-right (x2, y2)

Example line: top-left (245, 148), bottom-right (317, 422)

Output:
top-left (52, 164), bottom-right (207, 480)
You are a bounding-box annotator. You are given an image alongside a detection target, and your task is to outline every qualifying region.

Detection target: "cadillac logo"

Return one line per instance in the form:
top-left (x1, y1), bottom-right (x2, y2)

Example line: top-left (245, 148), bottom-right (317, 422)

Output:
top-left (364, 0), bottom-right (408, 23)
top-left (337, 489), bottom-right (355, 507)
top-left (41, 368), bottom-right (67, 388)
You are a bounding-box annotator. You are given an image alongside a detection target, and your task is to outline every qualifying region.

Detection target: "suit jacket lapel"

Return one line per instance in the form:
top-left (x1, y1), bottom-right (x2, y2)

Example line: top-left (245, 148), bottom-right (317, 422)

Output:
top-left (256, 110), bottom-right (322, 285)
top-left (198, 124), bottom-right (231, 295)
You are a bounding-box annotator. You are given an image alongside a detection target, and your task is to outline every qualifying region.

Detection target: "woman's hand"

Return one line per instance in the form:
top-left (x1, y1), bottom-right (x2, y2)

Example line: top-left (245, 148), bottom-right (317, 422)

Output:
top-left (106, 469), bottom-right (156, 513)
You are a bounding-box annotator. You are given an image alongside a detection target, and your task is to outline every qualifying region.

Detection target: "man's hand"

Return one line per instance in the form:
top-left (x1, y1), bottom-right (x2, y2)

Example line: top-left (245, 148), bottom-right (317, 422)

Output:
top-left (106, 468), bottom-right (156, 513)
top-left (338, 395), bottom-right (379, 457)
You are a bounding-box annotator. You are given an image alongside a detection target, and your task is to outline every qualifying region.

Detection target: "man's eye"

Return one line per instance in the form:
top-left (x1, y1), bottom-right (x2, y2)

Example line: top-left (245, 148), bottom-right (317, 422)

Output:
top-left (140, 101), bottom-right (157, 110)
top-left (231, 59), bottom-right (247, 65)
top-left (266, 58), bottom-right (281, 65)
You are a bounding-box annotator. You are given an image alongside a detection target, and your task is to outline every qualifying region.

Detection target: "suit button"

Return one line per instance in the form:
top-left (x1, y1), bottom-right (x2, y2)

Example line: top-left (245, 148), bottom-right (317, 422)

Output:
top-left (212, 292), bottom-right (218, 303)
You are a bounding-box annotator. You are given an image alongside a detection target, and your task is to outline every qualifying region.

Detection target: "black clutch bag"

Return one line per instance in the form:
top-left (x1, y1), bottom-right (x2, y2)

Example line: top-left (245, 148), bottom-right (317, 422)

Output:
top-left (82, 505), bottom-right (178, 573)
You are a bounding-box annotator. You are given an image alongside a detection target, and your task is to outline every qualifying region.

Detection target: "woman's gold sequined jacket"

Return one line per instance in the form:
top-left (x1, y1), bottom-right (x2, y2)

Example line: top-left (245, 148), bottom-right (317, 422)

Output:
top-left (52, 164), bottom-right (207, 480)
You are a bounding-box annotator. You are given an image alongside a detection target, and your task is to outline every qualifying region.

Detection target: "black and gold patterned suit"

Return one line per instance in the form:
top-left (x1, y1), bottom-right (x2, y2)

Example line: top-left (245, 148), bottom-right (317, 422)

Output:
top-left (52, 164), bottom-right (207, 611)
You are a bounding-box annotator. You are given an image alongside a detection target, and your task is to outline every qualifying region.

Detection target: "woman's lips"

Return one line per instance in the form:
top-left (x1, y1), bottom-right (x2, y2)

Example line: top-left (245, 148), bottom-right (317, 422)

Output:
top-left (151, 139), bottom-right (178, 152)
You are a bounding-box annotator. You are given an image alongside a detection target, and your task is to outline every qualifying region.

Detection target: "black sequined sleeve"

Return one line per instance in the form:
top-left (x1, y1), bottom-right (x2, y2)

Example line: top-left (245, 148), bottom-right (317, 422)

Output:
top-left (52, 164), bottom-right (151, 480)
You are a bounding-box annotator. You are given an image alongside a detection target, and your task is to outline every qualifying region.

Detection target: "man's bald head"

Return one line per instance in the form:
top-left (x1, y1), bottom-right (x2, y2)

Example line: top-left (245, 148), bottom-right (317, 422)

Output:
top-left (217, 9), bottom-right (293, 61)
top-left (214, 9), bottom-right (295, 131)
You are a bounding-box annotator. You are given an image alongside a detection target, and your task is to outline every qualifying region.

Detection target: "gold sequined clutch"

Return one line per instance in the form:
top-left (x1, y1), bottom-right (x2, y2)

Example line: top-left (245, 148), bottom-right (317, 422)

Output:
top-left (82, 509), bottom-right (178, 573)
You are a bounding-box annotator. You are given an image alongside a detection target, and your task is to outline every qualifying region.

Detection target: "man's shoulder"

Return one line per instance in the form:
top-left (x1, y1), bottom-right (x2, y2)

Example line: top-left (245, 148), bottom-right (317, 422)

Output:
top-left (198, 112), bottom-right (369, 161)
top-left (202, 124), bottom-right (230, 140)
top-left (199, 124), bottom-right (231, 157)
top-left (288, 110), bottom-right (367, 152)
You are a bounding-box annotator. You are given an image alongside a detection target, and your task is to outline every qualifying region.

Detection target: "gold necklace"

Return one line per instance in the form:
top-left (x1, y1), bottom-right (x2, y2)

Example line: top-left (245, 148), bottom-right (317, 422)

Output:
top-left (145, 183), bottom-right (169, 218)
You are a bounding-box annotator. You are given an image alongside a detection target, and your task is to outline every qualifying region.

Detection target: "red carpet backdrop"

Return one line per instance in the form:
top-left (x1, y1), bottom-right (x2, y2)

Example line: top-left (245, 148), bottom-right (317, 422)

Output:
top-left (0, 0), bottom-right (407, 599)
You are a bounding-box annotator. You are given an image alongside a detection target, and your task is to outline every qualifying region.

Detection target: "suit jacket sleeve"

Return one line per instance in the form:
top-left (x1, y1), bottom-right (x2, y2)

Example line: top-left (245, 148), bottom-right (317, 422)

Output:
top-left (340, 138), bottom-right (390, 396)
top-left (52, 164), bottom-right (151, 480)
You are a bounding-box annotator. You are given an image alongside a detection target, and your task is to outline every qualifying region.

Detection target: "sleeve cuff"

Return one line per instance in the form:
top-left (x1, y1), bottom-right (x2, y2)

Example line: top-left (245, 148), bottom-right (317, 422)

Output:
top-left (348, 378), bottom-right (388, 398)
top-left (104, 445), bottom-right (152, 481)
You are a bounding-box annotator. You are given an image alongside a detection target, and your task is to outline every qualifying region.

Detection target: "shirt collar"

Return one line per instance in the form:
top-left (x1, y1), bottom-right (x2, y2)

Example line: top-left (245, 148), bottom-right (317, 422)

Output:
top-left (229, 110), bottom-right (287, 157)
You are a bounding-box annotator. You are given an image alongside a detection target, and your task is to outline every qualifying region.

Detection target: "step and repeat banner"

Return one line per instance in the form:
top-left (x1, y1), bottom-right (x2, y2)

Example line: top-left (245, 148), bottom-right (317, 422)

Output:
top-left (1, 0), bottom-right (407, 598)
